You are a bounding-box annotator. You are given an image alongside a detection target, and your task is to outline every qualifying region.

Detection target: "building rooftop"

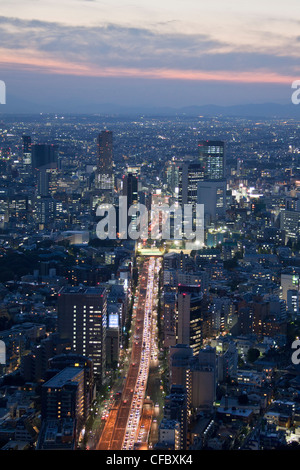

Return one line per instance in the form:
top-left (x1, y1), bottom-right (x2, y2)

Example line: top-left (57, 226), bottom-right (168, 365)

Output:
top-left (42, 366), bottom-right (83, 388)
top-left (59, 285), bottom-right (106, 296)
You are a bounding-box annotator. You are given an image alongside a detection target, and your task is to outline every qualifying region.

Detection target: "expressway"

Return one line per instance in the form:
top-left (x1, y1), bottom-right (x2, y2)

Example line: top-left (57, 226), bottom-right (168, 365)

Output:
top-left (97, 256), bottom-right (159, 450)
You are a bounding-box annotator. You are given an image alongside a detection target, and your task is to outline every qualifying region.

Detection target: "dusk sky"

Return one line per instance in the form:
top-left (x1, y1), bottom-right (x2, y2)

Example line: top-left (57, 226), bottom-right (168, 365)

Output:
top-left (1, 0), bottom-right (300, 112)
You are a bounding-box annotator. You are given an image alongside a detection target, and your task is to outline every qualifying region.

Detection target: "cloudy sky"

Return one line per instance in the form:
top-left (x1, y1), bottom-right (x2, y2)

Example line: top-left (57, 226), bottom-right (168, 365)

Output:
top-left (0, 0), bottom-right (299, 112)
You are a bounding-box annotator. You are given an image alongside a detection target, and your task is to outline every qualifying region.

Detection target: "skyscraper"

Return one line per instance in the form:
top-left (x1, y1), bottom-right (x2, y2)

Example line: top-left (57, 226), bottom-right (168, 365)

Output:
top-left (197, 179), bottom-right (227, 225)
top-left (179, 161), bottom-right (205, 206)
top-left (22, 135), bottom-right (32, 167)
top-left (31, 143), bottom-right (58, 171)
top-left (57, 286), bottom-right (107, 381)
top-left (198, 140), bottom-right (225, 180)
top-left (177, 287), bottom-right (206, 357)
top-left (31, 144), bottom-right (58, 196)
top-left (122, 172), bottom-right (139, 232)
top-left (96, 130), bottom-right (114, 193)
top-left (41, 367), bottom-right (86, 435)
top-left (191, 346), bottom-right (217, 410)
top-left (197, 140), bottom-right (227, 227)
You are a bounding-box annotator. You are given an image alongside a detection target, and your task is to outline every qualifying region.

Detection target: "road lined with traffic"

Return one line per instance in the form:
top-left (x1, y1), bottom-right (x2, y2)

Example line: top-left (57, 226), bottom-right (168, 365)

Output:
top-left (97, 257), bottom-right (158, 450)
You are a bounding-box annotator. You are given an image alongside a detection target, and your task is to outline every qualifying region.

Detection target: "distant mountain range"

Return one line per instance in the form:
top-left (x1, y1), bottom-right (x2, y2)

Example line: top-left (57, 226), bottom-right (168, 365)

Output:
top-left (1, 94), bottom-right (300, 119)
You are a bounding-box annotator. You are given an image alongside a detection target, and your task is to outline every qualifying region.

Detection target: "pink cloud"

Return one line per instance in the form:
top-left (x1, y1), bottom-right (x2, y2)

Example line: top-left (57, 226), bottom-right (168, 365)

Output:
top-left (0, 49), bottom-right (296, 85)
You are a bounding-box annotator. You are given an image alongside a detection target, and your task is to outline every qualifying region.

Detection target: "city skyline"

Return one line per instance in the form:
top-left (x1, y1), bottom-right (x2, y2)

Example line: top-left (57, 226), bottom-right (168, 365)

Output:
top-left (0, 112), bottom-right (300, 452)
top-left (1, 0), bottom-right (300, 456)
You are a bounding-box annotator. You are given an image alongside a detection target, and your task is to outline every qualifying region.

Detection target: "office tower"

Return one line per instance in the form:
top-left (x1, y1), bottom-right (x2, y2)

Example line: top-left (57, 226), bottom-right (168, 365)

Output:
top-left (57, 286), bottom-right (107, 381)
top-left (97, 130), bottom-right (113, 173)
top-left (20, 333), bottom-right (64, 383)
top-left (191, 346), bottom-right (217, 410)
top-left (164, 385), bottom-right (188, 449)
top-left (31, 143), bottom-right (58, 171)
top-left (35, 196), bottom-right (56, 227)
top-left (177, 286), bottom-right (207, 356)
top-left (47, 353), bottom-right (95, 417)
top-left (169, 344), bottom-right (193, 412)
top-left (287, 289), bottom-right (299, 318)
top-left (163, 291), bottom-right (177, 348)
top-left (167, 161), bottom-right (180, 196)
top-left (96, 130), bottom-right (114, 194)
top-left (169, 344), bottom-right (192, 385)
top-left (186, 162), bottom-right (205, 206)
top-left (177, 161), bottom-right (205, 244)
top-left (178, 161), bottom-right (204, 206)
top-left (122, 172), bottom-right (139, 232)
top-left (198, 140), bottom-right (225, 180)
top-left (280, 273), bottom-right (299, 301)
top-left (106, 326), bottom-right (119, 367)
top-left (195, 141), bottom-right (227, 228)
top-left (31, 144), bottom-right (58, 227)
top-left (197, 179), bottom-right (226, 225)
top-left (41, 367), bottom-right (86, 433)
top-left (280, 209), bottom-right (300, 242)
top-left (123, 172), bottom-right (138, 208)
top-left (22, 135), bottom-right (32, 166)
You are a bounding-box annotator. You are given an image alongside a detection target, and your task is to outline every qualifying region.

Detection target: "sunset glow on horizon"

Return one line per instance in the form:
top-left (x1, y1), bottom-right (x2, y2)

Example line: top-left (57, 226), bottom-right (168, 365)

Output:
top-left (0, 0), bottom-right (299, 111)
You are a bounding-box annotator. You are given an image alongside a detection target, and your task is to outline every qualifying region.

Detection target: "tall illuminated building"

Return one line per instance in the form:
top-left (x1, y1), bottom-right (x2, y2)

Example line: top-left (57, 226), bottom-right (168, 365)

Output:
top-left (198, 140), bottom-right (225, 180)
top-left (40, 367), bottom-right (86, 439)
top-left (96, 130), bottom-right (114, 194)
top-left (196, 140), bottom-right (227, 227)
top-left (122, 172), bottom-right (139, 232)
top-left (57, 286), bottom-right (107, 381)
top-left (177, 285), bottom-right (208, 357)
top-left (179, 161), bottom-right (204, 207)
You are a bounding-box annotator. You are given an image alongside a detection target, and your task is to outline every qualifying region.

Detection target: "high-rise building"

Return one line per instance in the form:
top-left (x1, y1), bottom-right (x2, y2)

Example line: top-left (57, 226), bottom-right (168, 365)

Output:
top-left (198, 140), bottom-right (225, 180)
top-left (57, 286), bottom-right (107, 381)
top-left (177, 160), bottom-right (205, 242)
top-left (163, 291), bottom-right (177, 348)
top-left (280, 273), bottom-right (300, 301)
top-left (96, 130), bottom-right (114, 193)
top-left (22, 135), bottom-right (32, 167)
top-left (164, 385), bottom-right (188, 449)
top-left (123, 172), bottom-right (138, 208)
top-left (31, 145), bottom-right (58, 227)
top-left (166, 161), bottom-right (180, 196)
top-left (191, 346), bottom-right (217, 410)
top-left (41, 366), bottom-right (86, 434)
top-left (280, 209), bottom-right (300, 242)
top-left (35, 196), bottom-right (56, 227)
top-left (169, 344), bottom-right (193, 413)
top-left (197, 179), bottom-right (227, 226)
top-left (195, 141), bottom-right (227, 228)
top-left (178, 161), bottom-right (204, 206)
top-left (31, 143), bottom-right (58, 171)
top-left (177, 286), bottom-right (210, 356)
top-left (47, 353), bottom-right (95, 417)
top-left (122, 172), bottom-right (139, 232)
top-left (186, 162), bottom-right (205, 206)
